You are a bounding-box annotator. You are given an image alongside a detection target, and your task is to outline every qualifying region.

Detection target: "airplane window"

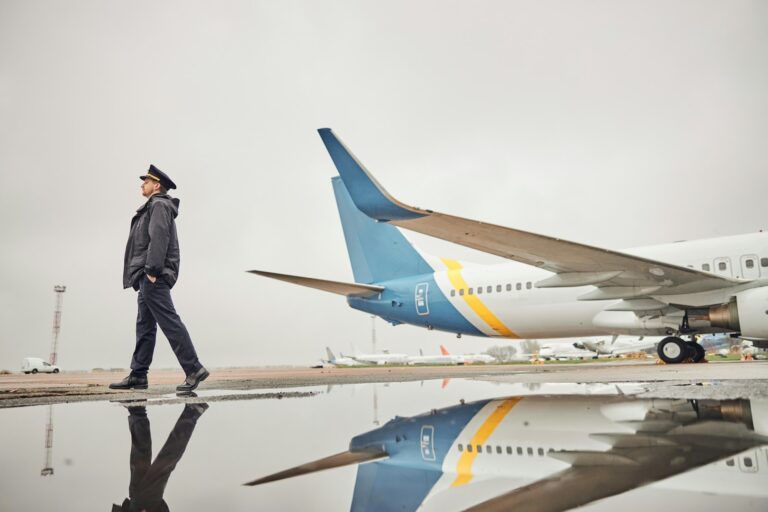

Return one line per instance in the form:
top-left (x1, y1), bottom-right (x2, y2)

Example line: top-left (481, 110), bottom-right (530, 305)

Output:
top-left (450, 290), bottom-right (456, 297)
top-left (718, 262), bottom-right (727, 271)
top-left (726, 459), bottom-right (734, 467)
top-left (516, 283), bottom-right (522, 290)
top-left (496, 446), bottom-right (502, 454)
top-left (459, 289), bottom-right (465, 296)
top-left (702, 263), bottom-right (711, 271)
top-left (744, 457), bottom-right (753, 468)
top-left (526, 282), bottom-right (532, 289)
top-left (537, 448), bottom-right (544, 456)
top-left (487, 286), bottom-right (492, 293)
top-left (467, 444), bottom-right (473, 453)
top-left (458, 444), bottom-right (463, 452)
top-left (746, 259), bottom-right (755, 269)
top-left (476, 445), bottom-right (482, 453)
top-left (762, 258), bottom-right (768, 268)
top-left (516, 447), bottom-right (523, 455)
top-left (527, 447), bottom-right (533, 456)
top-left (477, 286), bottom-right (482, 295)
top-left (468, 288), bottom-right (474, 295)
top-left (506, 284), bottom-right (512, 291)
top-left (486, 445), bottom-right (492, 454)
top-left (506, 446), bottom-right (512, 454)
top-left (496, 285), bottom-right (502, 292)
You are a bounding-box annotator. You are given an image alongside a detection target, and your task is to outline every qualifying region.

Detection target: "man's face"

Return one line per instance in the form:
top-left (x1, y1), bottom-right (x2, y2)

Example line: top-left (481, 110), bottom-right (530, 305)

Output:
top-left (141, 178), bottom-right (160, 198)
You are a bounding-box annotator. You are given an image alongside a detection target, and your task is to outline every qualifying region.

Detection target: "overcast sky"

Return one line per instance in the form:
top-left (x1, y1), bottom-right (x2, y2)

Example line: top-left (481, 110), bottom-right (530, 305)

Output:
top-left (1, 0), bottom-right (766, 371)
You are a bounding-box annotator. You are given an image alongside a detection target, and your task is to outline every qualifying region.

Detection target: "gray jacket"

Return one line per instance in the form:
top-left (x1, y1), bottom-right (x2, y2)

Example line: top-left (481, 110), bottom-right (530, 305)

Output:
top-left (123, 194), bottom-right (181, 289)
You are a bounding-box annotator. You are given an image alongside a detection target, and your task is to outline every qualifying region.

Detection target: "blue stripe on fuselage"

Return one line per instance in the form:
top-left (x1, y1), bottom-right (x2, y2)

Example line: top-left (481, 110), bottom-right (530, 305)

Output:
top-left (346, 273), bottom-right (484, 337)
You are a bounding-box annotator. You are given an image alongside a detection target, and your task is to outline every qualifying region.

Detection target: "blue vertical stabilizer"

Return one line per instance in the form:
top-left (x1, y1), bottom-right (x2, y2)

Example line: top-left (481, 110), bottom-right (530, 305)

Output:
top-left (332, 177), bottom-right (433, 284)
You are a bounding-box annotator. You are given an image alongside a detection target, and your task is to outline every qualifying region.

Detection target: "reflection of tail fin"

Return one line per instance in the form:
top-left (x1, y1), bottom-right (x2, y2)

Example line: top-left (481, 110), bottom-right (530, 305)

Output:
top-left (330, 174), bottom-right (433, 284)
top-left (440, 345), bottom-right (450, 356)
top-left (326, 347), bottom-right (336, 362)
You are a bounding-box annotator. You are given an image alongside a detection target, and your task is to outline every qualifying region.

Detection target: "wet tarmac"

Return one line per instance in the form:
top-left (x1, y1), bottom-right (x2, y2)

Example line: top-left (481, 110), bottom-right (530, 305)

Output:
top-left (2, 361), bottom-right (767, 511)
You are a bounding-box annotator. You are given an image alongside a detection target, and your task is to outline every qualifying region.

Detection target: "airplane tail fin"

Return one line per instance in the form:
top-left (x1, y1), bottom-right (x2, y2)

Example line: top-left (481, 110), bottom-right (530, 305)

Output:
top-left (419, 348), bottom-right (424, 356)
top-left (324, 134), bottom-right (434, 284)
top-left (326, 347), bottom-right (336, 362)
top-left (440, 344), bottom-right (450, 356)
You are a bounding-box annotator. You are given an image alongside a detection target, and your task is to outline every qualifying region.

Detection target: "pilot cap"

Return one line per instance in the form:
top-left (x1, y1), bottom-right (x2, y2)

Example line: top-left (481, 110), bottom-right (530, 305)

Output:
top-left (140, 164), bottom-right (177, 190)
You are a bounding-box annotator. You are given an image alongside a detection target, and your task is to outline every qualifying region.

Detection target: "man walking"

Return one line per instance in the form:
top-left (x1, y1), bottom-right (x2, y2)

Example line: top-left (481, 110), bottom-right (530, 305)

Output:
top-left (111, 165), bottom-right (208, 393)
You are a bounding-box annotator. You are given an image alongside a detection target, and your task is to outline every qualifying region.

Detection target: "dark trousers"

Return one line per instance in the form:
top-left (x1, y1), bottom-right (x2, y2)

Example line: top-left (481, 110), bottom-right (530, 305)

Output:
top-left (125, 405), bottom-right (204, 511)
top-left (130, 276), bottom-right (201, 377)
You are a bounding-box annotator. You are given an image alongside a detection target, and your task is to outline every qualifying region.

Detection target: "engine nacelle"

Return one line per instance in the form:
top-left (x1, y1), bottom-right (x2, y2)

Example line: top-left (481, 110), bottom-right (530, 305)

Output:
top-left (709, 287), bottom-right (768, 340)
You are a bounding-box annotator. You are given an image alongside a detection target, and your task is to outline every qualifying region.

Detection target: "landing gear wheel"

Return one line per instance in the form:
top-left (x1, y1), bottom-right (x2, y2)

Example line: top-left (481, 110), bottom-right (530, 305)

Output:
top-left (657, 336), bottom-right (687, 364)
top-left (31, 368), bottom-right (38, 374)
top-left (53, 368), bottom-right (60, 374)
top-left (687, 342), bottom-right (706, 363)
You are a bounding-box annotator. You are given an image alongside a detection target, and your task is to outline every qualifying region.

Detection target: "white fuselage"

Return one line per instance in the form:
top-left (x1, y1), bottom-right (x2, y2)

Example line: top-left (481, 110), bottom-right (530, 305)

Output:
top-left (429, 232), bottom-right (768, 339)
top-left (352, 353), bottom-right (410, 365)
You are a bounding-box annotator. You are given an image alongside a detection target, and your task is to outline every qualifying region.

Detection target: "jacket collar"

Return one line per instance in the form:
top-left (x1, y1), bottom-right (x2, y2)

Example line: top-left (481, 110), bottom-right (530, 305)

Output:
top-left (135, 193), bottom-right (170, 213)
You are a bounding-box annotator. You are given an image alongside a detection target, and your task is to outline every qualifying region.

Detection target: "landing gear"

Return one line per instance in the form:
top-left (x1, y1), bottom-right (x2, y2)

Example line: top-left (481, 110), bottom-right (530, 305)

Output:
top-left (687, 342), bottom-right (706, 363)
top-left (657, 336), bottom-right (706, 364)
top-left (657, 336), bottom-right (688, 364)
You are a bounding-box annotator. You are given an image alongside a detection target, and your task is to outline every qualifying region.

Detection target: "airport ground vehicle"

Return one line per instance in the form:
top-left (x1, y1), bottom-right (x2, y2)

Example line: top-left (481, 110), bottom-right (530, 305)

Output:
top-left (21, 357), bottom-right (60, 374)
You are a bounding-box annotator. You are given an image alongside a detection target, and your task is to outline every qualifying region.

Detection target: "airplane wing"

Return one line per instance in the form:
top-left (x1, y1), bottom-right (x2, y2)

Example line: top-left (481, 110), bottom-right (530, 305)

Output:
top-left (248, 270), bottom-right (384, 297)
top-left (465, 422), bottom-right (767, 512)
top-left (318, 129), bottom-right (744, 301)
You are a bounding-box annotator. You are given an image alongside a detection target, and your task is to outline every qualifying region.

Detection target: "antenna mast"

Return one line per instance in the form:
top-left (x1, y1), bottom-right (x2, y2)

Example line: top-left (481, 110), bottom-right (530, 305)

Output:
top-left (50, 285), bottom-right (66, 365)
top-left (371, 315), bottom-right (376, 354)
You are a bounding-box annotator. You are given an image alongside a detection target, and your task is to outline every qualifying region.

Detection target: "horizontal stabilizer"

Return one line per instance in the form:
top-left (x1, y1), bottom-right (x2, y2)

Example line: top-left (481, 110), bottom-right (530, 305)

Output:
top-left (244, 449), bottom-right (387, 486)
top-left (248, 270), bottom-right (384, 297)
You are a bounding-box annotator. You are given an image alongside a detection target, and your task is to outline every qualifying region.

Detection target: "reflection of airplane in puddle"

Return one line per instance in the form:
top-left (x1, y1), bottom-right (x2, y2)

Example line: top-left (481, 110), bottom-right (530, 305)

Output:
top-left (247, 395), bottom-right (768, 511)
top-left (573, 335), bottom-right (660, 357)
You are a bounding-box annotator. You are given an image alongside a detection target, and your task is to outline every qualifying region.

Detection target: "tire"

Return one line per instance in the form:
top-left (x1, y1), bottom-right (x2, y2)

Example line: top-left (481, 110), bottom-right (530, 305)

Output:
top-left (53, 368), bottom-right (60, 374)
top-left (31, 368), bottom-right (38, 374)
top-left (688, 343), bottom-right (706, 363)
top-left (657, 336), bottom-right (688, 364)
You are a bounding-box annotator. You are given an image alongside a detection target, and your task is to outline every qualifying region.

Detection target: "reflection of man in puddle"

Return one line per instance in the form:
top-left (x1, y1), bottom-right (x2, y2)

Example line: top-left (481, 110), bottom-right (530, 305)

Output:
top-left (112, 403), bottom-right (208, 512)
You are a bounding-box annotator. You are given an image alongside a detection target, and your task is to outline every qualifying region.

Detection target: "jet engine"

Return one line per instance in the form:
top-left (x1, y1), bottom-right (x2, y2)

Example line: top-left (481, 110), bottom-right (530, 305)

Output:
top-left (709, 287), bottom-right (768, 340)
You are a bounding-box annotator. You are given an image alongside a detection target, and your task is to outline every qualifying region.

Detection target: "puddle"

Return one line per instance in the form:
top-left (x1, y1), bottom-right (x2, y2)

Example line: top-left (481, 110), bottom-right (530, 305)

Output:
top-left (2, 379), bottom-right (767, 511)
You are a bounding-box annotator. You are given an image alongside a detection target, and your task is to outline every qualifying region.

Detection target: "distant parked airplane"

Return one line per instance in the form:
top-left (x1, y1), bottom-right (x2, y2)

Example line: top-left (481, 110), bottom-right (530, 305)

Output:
top-left (319, 347), bottom-right (362, 367)
top-left (251, 129), bottom-right (768, 364)
top-left (348, 350), bottom-right (409, 366)
top-left (573, 336), bottom-right (659, 357)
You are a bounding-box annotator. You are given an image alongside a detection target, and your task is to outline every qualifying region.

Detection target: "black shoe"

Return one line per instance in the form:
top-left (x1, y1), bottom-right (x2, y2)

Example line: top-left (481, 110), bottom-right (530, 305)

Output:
top-left (176, 367), bottom-right (209, 392)
top-left (109, 374), bottom-right (148, 390)
top-left (185, 402), bottom-right (209, 417)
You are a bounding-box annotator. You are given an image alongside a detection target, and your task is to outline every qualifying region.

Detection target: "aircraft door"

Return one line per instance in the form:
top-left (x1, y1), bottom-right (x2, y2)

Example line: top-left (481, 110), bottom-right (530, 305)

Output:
top-left (740, 254), bottom-right (760, 279)
top-left (415, 283), bottom-right (430, 316)
top-left (713, 257), bottom-right (732, 277)
top-left (420, 425), bottom-right (436, 461)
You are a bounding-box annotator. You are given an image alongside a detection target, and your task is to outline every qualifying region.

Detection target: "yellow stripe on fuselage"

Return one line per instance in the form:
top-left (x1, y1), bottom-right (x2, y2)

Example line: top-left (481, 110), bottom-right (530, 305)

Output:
top-left (451, 398), bottom-right (522, 487)
top-left (441, 258), bottom-right (519, 338)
